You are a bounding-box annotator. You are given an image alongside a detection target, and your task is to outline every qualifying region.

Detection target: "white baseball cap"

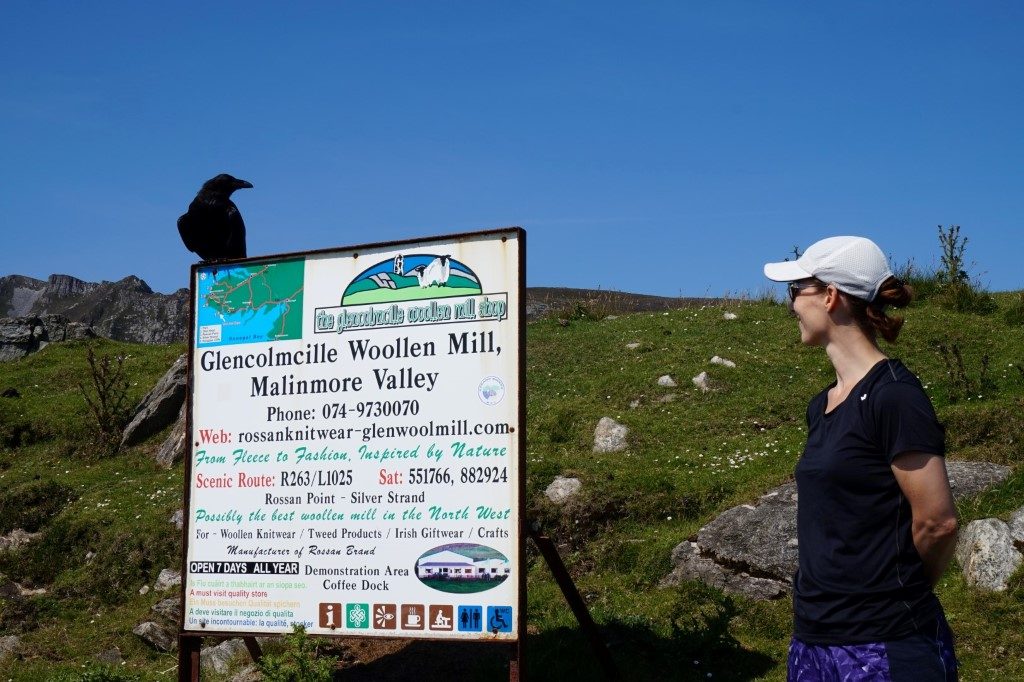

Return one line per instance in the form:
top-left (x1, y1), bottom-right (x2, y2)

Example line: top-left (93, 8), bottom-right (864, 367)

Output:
top-left (763, 236), bottom-right (894, 302)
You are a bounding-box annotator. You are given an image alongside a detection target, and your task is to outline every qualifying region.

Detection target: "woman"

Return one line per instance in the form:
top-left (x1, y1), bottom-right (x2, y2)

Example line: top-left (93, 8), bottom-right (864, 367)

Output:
top-left (764, 236), bottom-right (959, 681)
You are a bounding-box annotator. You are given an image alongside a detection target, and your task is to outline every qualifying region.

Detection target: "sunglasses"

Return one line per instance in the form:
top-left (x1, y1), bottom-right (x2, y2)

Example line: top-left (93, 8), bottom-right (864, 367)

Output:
top-left (787, 281), bottom-right (825, 302)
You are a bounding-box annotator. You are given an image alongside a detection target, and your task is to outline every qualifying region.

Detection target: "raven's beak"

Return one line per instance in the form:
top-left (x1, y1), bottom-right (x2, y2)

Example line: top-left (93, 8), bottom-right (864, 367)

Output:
top-left (237, 180), bottom-right (254, 190)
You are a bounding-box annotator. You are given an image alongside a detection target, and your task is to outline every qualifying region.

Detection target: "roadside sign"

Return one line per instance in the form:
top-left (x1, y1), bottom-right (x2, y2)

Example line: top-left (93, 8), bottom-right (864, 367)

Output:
top-left (182, 228), bottom-right (525, 642)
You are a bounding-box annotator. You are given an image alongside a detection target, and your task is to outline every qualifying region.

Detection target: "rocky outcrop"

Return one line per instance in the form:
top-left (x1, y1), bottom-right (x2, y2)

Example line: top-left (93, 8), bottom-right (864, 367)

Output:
top-left (0, 315), bottom-right (95, 361)
top-left (0, 274), bottom-right (188, 344)
top-left (121, 355), bottom-right (187, 448)
top-left (663, 461), bottom-right (1011, 599)
top-left (155, 407), bottom-right (187, 468)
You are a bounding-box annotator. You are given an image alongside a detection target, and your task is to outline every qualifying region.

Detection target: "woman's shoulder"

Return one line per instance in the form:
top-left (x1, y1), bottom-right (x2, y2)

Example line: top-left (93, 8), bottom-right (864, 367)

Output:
top-left (866, 359), bottom-right (934, 411)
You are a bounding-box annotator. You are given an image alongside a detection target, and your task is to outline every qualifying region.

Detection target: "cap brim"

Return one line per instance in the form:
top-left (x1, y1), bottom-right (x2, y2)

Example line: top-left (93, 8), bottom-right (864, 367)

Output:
top-left (763, 260), bottom-right (812, 282)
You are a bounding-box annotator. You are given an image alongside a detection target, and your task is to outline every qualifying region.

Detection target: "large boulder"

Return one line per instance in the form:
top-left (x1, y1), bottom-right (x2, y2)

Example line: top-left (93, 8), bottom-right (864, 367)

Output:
top-left (665, 461), bottom-right (1011, 599)
top-left (696, 483), bottom-right (800, 581)
top-left (956, 518), bottom-right (1023, 591)
top-left (121, 354), bottom-right (187, 448)
top-left (946, 461), bottom-right (1012, 499)
top-left (0, 315), bottom-right (95, 361)
top-left (660, 541), bottom-right (789, 600)
top-left (0, 317), bottom-right (38, 361)
top-left (155, 406), bottom-right (187, 468)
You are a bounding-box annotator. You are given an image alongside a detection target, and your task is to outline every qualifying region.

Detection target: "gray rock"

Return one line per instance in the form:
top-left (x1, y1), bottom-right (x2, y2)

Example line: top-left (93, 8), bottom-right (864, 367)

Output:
top-left (697, 484), bottom-right (801, 582)
top-left (139, 585), bottom-right (150, 595)
top-left (545, 476), bottom-right (582, 504)
top-left (0, 273), bottom-right (189, 344)
top-left (201, 638), bottom-right (249, 674)
top-left (660, 541), bottom-right (789, 600)
top-left (1009, 507), bottom-right (1024, 544)
top-left (156, 406), bottom-right (187, 468)
top-left (625, 342), bottom-right (641, 350)
top-left (0, 575), bottom-right (21, 600)
top-left (665, 461), bottom-right (1010, 599)
top-left (723, 312), bottom-right (738, 320)
top-left (946, 461), bottom-right (1011, 499)
top-left (656, 393), bottom-right (677, 404)
top-left (956, 518), bottom-right (1023, 591)
top-left (155, 568), bottom-right (181, 592)
top-left (710, 355), bottom-right (736, 368)
top-left (692, 371), bottom-right (711, 392)
top-left (133, 621), bottom-right (177, 652)
top-left (0, 317), bottom-right (36, 361)
top-left (0, 635), bottom-right (21, 662)
top-left (95, 647), bottom-right (123, 665)
top-left (152, 597), bottom-right (182, 624)
top-left (170, 509), bottom-right (184, 530)
top-left (121, 354), bottom-right (186, 448)
top-left (656, 375), bottom-right (677, 388)
top-left (230, 665), bottom-right (262, 682)
top-left (593, 417), bottom-right (629, 453)
top-left (0, 314), bottom-right (96, 362)
top-left (0, 528), bottom-right (41, 552)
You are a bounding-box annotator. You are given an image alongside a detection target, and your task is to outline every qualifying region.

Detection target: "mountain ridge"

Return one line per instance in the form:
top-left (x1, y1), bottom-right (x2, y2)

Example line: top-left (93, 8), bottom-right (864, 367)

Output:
top-left (0, 274), bottom-right (718, 346)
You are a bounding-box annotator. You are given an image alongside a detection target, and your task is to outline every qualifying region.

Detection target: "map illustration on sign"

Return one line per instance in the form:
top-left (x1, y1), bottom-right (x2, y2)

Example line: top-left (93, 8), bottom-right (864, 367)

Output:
top-left (414, 543), bottom-right (511, 594)
top-left (195, 260), bottom-right (304, 347)
top-left (341, 254), bottom-right (482, 305)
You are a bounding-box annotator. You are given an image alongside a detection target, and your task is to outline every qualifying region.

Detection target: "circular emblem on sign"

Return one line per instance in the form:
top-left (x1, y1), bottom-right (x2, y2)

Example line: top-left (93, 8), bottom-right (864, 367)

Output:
top-left (478, 376), bottom-right (505, 405)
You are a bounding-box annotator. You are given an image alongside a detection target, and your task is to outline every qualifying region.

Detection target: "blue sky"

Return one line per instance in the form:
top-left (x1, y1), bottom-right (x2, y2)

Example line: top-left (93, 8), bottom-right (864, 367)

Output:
top-left (2, 2), bottom-right (1021, 297)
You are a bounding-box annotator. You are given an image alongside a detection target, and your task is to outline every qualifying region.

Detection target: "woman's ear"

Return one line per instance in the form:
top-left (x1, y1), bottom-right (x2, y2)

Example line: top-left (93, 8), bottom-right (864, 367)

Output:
top-left (824, 284), bottom-right (843, 312)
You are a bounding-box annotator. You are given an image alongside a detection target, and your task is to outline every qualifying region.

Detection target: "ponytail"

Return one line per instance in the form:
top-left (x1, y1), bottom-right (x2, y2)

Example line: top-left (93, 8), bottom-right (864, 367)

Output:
top-left (846, 277), bottom-right (914, 343)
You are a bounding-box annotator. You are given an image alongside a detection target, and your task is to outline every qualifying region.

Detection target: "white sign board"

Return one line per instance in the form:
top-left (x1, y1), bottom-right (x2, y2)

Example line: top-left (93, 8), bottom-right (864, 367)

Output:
top-left (183, 229), bottom-right (523, 641)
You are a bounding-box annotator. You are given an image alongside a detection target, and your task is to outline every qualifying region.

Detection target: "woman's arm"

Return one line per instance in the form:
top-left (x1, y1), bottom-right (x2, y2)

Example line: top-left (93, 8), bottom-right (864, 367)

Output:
top-left (891, 452), bottom-right (959, 587)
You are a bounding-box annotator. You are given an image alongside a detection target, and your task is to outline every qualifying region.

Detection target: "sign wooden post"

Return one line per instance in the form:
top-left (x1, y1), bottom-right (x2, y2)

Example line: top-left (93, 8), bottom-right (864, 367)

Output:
top-left (177, 228), bottom-right (526, 680)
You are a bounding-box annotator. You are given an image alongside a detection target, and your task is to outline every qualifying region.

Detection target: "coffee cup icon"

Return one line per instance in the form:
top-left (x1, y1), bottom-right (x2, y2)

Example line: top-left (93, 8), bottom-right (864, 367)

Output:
top-left (407, 611), bottom-right (421, 626)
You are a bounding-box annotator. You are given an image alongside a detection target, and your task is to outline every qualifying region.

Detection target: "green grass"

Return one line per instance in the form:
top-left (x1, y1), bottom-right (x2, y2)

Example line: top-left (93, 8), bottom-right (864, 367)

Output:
top-left (2, 293), bottom-right (1024, 680)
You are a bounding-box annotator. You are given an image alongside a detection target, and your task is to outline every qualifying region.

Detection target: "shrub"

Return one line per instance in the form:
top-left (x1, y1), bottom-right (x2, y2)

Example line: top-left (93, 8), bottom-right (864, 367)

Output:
top-left (76, 346), bottom-right (132, 454)
top-left (0, 478), bottom-right (75, 534)
top-left (55, 665), bottom-right (142, 682)
top-left (257, 624), bottom-right (338, 682)
top-left (894, 258), bottom-right (940, 302)
top-left (932, 225), bottom-right (996, 314)
top-left (1003, 293), bottom-right (1024, 326)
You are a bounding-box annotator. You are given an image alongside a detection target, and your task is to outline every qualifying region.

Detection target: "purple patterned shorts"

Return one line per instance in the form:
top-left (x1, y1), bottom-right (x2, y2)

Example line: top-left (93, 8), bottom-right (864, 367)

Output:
top-left (788, 617), bottom-right (958, 681)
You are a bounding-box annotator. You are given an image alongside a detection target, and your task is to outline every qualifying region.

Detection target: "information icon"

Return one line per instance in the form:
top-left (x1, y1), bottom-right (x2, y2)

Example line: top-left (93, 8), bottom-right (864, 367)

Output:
top-left (458, 605), bottom-right (483, 632)
top-left (346, 603), bottom-right (369, 629)
top-left (373, 604), bottom-right (397, 630)
top-left (486, 606), bottom-right (513, 633)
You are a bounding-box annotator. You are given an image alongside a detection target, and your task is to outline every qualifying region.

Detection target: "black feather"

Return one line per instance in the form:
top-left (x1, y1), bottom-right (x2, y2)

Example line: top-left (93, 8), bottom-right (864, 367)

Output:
top-left (177, 173), bottom-right (253, 261)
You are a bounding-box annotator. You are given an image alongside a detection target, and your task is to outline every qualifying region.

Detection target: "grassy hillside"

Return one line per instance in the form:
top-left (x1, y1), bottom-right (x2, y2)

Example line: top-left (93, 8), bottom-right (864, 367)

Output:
top-left (1, 293), bottom-right (1023, 680)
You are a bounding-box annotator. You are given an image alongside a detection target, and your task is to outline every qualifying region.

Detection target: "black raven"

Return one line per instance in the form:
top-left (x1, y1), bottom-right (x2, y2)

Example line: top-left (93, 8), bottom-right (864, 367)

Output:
top-left (177, 174), bottom-right (253, 261)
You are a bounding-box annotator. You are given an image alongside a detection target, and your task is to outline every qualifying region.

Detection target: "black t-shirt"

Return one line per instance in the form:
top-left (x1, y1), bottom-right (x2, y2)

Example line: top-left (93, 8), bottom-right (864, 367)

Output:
top-left (793, 358), bottom-right (946, 645)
